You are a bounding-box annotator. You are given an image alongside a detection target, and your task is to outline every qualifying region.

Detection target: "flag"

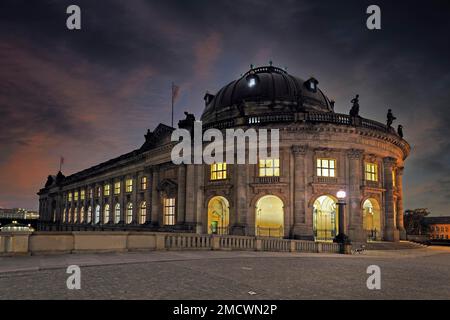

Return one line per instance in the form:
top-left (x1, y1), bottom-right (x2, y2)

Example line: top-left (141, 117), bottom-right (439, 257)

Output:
top-left (172, 83), bottom-right (180, 102)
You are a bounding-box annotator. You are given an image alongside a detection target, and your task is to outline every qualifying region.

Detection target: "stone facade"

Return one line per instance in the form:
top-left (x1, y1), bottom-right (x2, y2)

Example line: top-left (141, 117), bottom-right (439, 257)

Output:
top-left (37, 66), bottom-right (410, 242)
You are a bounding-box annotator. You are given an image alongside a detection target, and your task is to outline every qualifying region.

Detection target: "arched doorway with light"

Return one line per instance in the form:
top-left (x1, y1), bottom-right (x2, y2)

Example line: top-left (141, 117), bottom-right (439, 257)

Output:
top-left (363, 198), bottom-right (381, 241)
top-left (207, 196), bottom-right (230, 235)
top-left (255, 195), bottom-right (284, 238)
top-left (313, 195), bottom-right (338, 242)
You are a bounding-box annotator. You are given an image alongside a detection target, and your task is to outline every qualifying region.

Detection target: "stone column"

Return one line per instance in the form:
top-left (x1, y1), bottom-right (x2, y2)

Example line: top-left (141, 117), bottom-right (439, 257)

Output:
top-left (396, 167), bottom-right (406, 239)
top-left (234, 164), bottom-right (248, 235)
top-left (292, 145), bottom-right (310, 238)
top-left (176, 164), bottom-right (186, 225)
top-left (184, 164), bottom-right (196, 224)
top-left (383, 157), bottom-right (399, 241)
top-left (151, 169), bottom-right (160, 226)
top-left (347, 149), bottom-right (365, 242)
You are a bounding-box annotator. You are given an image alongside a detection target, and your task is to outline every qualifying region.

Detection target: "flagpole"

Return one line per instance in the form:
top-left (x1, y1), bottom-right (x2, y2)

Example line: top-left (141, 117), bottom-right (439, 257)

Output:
top-left (171, 82), bottom-right (174, 128)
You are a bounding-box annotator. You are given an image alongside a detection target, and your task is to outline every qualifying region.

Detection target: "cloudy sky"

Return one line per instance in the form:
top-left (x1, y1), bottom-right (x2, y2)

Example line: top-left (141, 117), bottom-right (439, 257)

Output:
top-left (0, 0), bottom-right (449, 215)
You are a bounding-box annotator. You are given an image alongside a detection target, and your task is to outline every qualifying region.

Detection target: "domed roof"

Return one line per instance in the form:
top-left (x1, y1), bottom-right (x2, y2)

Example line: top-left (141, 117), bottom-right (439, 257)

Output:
top-left (201, 65), bottom-right (334, 124)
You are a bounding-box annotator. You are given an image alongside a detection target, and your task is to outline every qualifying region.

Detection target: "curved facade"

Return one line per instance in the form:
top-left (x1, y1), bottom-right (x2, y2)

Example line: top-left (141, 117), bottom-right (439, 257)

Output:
top-left (38, 65), bottom-right (410, 242)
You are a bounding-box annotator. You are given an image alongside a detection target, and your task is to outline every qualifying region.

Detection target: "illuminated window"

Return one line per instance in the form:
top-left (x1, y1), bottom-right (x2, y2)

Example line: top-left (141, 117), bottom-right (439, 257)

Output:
top-left (114, 182), bottom-right (121, 195)
top-left (141, 176), bottom-right (147, 190)
top-left (74, 207), bottom-right (78, 223)
top-left (317, 159), bottom-right (336, 177)
top-left (114, 204), bottom-right (121, 224)
top-left (126, 179), bottom-right (133, 193)
top-left (104, 204), bottom-right (110, 223)
top-left (211, 163), bottom-right (227, 180)
top-left (95, 205), bottom-right (100, 224)
top-left (365, 163), bottom-right (378, 181)
top-left (96, 187), bottom-right (101, 198)
top-left (259, 158), bottom-right (280, 177)
top-left (87, 206), bottom-right (92, 223)
top-left (89, 188), bottom-right (93, 199)
top-left (63, 208), bottom-right (66, 223)
top-left (80, 189), bottom-right (85, 200)
top-left (74, 191), bottom-right (79, 201)
top-left (68, 192), bottom-right (73, 202)
top-left (80, 207), bottom-right (85, 223)
top-left (126, 203), bottom-right (133, 224)
top-left (104, 184), bottom-right (110, 196)
top-left (392, 169), bottom-right (396, 187)
top-left (139, 201), bottom-right (146, 224)
top-left (163, 198), bottom-right (176, 225)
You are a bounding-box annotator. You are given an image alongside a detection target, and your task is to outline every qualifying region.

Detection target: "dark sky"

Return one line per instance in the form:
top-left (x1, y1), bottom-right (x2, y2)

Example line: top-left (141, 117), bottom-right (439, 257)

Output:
top-left (0, 0), bottom-right (449, 215)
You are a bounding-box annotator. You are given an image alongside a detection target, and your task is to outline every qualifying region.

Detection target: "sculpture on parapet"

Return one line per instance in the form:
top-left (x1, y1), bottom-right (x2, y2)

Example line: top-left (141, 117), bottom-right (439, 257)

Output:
top-left (397, 124), bottom-right (404, 138)
top-left (349, 94), bottom-right (360, 117)
top-left (386, 109), bottom-right (396, 128)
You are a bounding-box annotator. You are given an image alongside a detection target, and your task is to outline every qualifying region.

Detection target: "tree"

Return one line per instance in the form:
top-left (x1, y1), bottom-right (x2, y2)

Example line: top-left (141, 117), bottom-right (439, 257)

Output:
top-left (404, 208), bottom-right (431, 235)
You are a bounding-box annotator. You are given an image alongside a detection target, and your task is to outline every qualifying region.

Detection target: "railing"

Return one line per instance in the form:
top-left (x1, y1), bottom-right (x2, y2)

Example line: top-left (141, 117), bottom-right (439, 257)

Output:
top-left (219, 235), bottom-right (255, 250)
top-left (255, 176), bottom-right (280, 184)
top-left (261, 238), bottom-right (291, 252)
top-left (165, 234), bottom-right (211, 250)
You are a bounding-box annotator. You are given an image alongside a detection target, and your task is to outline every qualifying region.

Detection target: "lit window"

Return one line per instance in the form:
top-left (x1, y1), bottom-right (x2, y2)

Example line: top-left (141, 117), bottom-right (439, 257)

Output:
top-left (114, 204), bottom-right (121, 224)
top-left (63, 208), bottom-right (66, 223)
top-left (392, 169), bottom-right (396, 187)
top-left (248, 77), bottom-right (256, 87)
top-left (89, 188), bottom-right (93, 199)
top-left (139, 201), bottom-right (146, 224)
top-left (104, 184), bottom-right (110, 196)
top-left (259, 158), bottom-right (280, 177)
top-left (365, 163), bottom-right (378, 181)
top-left (80, 189), bottom-right (85, 200)
top-left (94, 205), bottom-right (100, 224)
top-left (96, 187), bottom-right (101, 198)
top-left (68, 192), bottom-right (72, 202)
top-left (87, 206), bottom-right (92, 223)
top-left (80, 207), bottom-right (85, 223)
top-left (211, 163), bottom-right (227, 180)
top-left (141, 176), bottom-right (147, 190)
top-left (104, 204), bottom-right (110, 223)
top-left (126, 203), bottom-right (133, 224)
top-left (114, 182), bottom-right (121, 195)
top-left (317, 158), bottom-right (336, 177)
top-left (74, 207), bottom-right (78, 223)
top-left (126, 179), bottom-right (133, 193)
top-left (163, 198), bottom-right (176, 225)
top-left (74, 191), bottom-right (79, 201)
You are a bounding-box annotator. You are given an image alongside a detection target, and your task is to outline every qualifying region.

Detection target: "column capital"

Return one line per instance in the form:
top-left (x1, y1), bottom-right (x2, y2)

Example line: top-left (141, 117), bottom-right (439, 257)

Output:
top-left (347, 149), bottom-right (363, 159)
top-left (292, 145), bottom-right (308, 155)
top-left (383, 156), bottom-right (397, 166)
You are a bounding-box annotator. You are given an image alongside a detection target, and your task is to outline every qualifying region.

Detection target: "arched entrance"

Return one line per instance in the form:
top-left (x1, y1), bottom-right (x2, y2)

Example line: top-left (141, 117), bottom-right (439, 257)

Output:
top-left (255, 195), bottom-right (284, 238)
top-left (363, 198), bottom-right (381, 241)
top-left (313, 195), bottom-right (338, 242)
top-left (207, 196), bottom-right (230, 235)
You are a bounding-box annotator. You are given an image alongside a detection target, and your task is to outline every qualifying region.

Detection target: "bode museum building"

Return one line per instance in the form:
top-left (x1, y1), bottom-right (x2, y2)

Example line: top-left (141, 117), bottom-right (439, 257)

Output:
top-left (38, 65), bottom-right (410, 242)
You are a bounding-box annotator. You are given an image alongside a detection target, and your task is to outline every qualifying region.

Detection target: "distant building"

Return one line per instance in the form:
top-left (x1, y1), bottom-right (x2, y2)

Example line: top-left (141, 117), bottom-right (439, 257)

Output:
top-left (425, 216), bottom-right (450, 240)
top-left (0, 208), bottom-right (39, 220)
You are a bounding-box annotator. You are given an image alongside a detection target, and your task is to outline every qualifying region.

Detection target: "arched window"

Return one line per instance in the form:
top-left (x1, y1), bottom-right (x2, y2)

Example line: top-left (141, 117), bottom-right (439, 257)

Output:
top-left (74, 207), bottom-right (78, 223)
top-left (104, 204), bottom-right (110, 223)
top-left (126, 203), bottom-right (133, 224)
top-left (139, 202), bottom-right (146, 224)
top-left (114, 203), bottom-right (121, 224)
top-left (95, 205), bottom-right (101, 224)
top-left (80, 207), bottom-right (85, 223)
top-left (87, 206), bottom-right (92, 223)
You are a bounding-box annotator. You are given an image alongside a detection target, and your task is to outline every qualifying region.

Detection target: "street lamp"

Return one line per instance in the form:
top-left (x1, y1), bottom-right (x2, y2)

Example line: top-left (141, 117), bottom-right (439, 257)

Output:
top-left (334, 190), bottom-right (350, 245)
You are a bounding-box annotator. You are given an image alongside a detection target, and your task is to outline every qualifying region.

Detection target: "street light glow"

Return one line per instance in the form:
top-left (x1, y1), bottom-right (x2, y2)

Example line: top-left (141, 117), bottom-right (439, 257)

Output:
top-left (336, 190), bottom-right (346, 199)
